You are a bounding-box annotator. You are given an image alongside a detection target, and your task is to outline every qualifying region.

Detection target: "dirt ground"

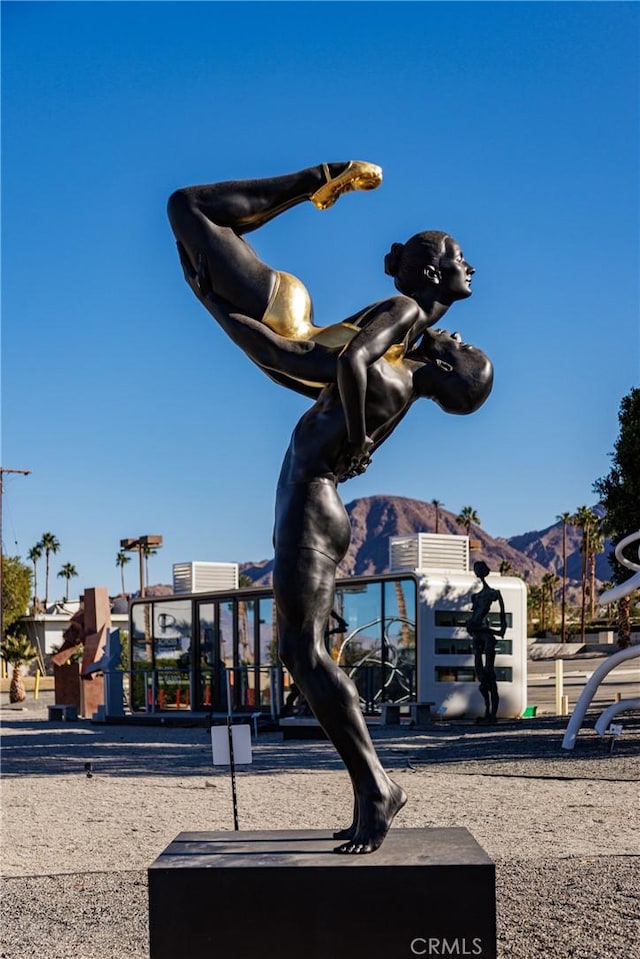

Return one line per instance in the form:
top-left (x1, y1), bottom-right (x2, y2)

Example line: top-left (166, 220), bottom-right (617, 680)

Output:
top-left (1, 697), bottom-right (639, 958)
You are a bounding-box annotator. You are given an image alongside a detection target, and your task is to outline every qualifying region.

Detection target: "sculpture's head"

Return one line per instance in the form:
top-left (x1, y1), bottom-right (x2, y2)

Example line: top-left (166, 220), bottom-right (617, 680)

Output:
top-left (413, 329), bottom-right (493, 414)
top-left (384, 232), bottom-right (474, 303)
top-left (473, 561), bottom-right (491, 579)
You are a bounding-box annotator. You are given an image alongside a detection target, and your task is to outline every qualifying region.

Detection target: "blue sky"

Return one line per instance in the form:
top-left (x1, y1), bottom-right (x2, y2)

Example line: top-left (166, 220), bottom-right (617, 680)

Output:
top-left (2, 1), bottom-right (638, 597)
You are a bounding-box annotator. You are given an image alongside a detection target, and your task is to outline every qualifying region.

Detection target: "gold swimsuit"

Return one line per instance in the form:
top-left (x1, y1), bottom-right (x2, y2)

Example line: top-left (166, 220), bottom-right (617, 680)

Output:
top-left (263, 270), bottom-right (405, 360)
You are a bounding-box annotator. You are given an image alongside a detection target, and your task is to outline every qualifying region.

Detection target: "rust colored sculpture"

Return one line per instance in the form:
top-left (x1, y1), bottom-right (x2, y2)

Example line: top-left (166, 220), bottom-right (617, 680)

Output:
top-left (52, 587), bottom-right (111, 718)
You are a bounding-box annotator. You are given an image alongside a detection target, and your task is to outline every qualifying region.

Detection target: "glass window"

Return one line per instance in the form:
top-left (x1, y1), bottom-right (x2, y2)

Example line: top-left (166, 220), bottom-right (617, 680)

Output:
top-left (435, 636), bottom-right (475, 655)
top-left (237, 599), bottom-right (257, 707)
top-left (435, 637), bottom-right (513, 656)
top-left (258, 597), bottom-right (278, 707)
top-left (219, 601), bottom-right (234, 669)
top-left (131, 602), bottom-right (152, 643)
top-left (495, 667), bottom-right (513, 682)
top-left (436, 666), bottom-right (476, 683)
top-left (435, 666), bottom-right (513, 683)
top-left (198, 602), bottom-right (216, 667)
top-left (335, 582), bottom-right (383, 713)
top-left (238, 599), bottom-right (256, 666)
top-left (197, 602), bottom-right (216, 710)
top-left (383, 579), bottom-right (416, 703)
top-left (335, 582), bottom-right (383, 666)
top-left (153, 599), bottom-right (192, 670)
top-left (258, 597), bottom-right (279, 667)
top-left (434, 610), bottom-right (512, 629)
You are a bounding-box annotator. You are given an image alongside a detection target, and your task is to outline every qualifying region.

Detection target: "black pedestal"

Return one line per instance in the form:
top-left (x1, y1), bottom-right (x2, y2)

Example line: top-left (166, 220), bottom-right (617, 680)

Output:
top-left (148, 828), bottom-right (496, 959)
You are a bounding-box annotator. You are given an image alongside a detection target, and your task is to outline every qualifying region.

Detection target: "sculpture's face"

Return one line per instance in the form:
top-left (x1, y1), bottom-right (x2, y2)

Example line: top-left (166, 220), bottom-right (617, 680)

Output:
top-left (420, 330), bottom-right (493, 414)
top-left (436, 238), bottom-right (475, 301)
top-left (426, 328), bottom-right (476, 370)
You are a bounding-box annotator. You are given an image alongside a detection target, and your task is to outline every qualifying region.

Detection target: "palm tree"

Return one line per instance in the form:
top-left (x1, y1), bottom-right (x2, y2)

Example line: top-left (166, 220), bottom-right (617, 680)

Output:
top-left (116, 551), bottom-right (131, 595)
top-left (527, 584), bottom-right (542, 634)
top-left (499, 559), bottom-right (513, 575)
top-left (588, 516), bottom-right (604, 622)
top-left (1, 633), bottom-right (37, 703)
top-left (600, 582), bottom-right (614, 624)
top-left (27, 544), bottom-right (43, 611)
top-left (572, 506), bottom-right (597, 642)
top-left (39, 532), bottom-right (60, 610)
top-left (456, 505), bottom-right (480, 537)
top-left (431, 499), bottom-right (444, 534)
top-left (142, 545), bottom-right (158, 590)
top-left (57, 563), bottom-right (78, 602)
top-left (542, 572), bottom-right (560, 633)
top-left (556, 512), bottom-right (572, 643)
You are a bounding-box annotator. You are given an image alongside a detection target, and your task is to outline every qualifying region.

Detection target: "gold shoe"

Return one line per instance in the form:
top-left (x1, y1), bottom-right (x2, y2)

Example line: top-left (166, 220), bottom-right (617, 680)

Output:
top-left (310, 161), bottom-right (383, 210)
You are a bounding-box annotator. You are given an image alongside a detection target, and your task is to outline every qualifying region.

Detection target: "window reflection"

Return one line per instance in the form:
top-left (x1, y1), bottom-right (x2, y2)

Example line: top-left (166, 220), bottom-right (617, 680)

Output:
top-left (129, 575), bottom-right (418, 715)
top-left (334, 578), bottom-right (416, 712)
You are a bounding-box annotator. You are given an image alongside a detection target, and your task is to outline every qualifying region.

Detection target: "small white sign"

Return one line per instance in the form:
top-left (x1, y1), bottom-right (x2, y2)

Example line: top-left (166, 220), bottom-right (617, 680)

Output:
top-left (211, 725), bottom-right (253, 766)
top-left (607, 723), bottom-right (623, 738)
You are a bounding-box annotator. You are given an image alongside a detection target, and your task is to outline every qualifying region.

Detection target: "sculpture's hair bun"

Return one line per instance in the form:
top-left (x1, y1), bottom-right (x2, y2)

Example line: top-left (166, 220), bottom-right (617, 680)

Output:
top-left (384, 242), bottom-right (404, 277)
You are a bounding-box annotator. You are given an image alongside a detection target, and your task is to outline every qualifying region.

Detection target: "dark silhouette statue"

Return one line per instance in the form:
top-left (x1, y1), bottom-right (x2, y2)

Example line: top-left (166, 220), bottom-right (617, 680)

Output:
top-left (467, 561), bottom-right (507, 724)
top-left (168, 162), bottom-right (492, 852)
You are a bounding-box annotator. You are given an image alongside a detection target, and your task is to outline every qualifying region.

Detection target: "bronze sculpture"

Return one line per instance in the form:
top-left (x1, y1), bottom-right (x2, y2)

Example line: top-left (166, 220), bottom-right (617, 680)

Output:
top-left (467, 561), bottom-right (506, 724)
top-left (168, 162), bottom-right (475, 477)
top-left (168, 163), bottom-right (491, 852)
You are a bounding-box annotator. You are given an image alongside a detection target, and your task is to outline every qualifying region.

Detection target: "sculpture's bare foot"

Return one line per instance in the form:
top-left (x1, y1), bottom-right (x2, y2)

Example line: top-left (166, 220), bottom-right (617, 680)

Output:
top-left (310, 161), bottom-right (383, 210)
top-left (334, 781), bottom-right (407, 855)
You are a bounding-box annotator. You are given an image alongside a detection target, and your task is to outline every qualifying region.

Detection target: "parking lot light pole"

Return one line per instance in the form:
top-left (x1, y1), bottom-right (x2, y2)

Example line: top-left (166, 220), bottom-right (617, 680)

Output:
top-left (119, 535), bottom-right (163, 597)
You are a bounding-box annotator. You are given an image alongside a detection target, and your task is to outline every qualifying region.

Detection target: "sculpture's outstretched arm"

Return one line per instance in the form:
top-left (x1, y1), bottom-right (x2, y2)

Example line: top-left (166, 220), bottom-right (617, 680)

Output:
top-left (497, 592), bottom-right (507, 637)
top-left (336, 296), bottom-right (422, 450)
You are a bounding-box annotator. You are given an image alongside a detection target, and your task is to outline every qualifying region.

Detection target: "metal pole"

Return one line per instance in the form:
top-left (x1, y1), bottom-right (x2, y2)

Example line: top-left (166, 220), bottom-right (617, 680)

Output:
top-left (226, 669), bottom-right (239, 830)
top-left (555, 659), bottom-right (564, 716)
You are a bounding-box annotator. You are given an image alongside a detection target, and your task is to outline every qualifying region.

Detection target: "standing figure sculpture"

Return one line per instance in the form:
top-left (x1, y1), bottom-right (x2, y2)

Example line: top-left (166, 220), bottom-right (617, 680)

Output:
top-left (467, 561), bottom-right (507, 724)
top-left (168, 162), bottom-right (491, 852)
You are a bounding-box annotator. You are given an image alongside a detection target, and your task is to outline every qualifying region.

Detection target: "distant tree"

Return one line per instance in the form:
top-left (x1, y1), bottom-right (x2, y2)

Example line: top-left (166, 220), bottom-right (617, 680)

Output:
top-left (431, 499), bottom-right (444, 534)
top-left (499, 559), bottom-right (512, 576)
top-left (1, 556), bottom-right (32, 637)
top-left (57, 563), bottom-right (78, 602)
top-left (599, 582), bottom-right (614, 624)
top-left (142, 545), bottom-right (158, 590)
top-left (116, 551), bottom-right (131, 595)
top-left (594, 387), bottom-right (640, 647)
top-left (1, 633), bottom-right (37, 703)
top-left (27, 544), bottom-right (42, 611)
top-left (571, 506), bottom-right (593, 643)
top-left (456, 505), bottom-right (480, 537)
top-left (542, 572), bottom-right (560, 633)
top-left (238, 574), bottom-right (254, 588)
top-left (39, 532), bottom-right (60, 609)
top-left (527, 584), bottom-right (542, 634)
top-left (588, 517), bottom-right (605, 622)
top-left (556, 512), bottom-right (573, 643)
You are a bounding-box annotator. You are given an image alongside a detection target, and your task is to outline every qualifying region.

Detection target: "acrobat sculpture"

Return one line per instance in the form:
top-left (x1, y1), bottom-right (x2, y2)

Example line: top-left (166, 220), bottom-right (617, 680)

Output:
top-left (168, 162), bottom-right (494, 852)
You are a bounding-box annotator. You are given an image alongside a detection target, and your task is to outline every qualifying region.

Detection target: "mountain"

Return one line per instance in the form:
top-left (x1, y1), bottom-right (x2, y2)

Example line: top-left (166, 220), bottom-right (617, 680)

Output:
top-left (339, 495), bottom-right (547, 579)
top-left (505, 504), bottom-right (613, 583)
top-left (240, 494), bottom-right (602, 587)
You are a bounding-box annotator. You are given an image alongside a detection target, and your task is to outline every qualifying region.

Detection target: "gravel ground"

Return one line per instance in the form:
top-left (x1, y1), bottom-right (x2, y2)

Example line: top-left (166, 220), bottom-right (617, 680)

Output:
top-left (1, 696), bottom-right (639, 959)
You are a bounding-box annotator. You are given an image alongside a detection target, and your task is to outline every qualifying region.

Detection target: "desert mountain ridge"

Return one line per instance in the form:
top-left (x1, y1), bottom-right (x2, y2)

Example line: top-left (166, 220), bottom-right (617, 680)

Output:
top-left (240, 494), bottom-right (613, 589)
